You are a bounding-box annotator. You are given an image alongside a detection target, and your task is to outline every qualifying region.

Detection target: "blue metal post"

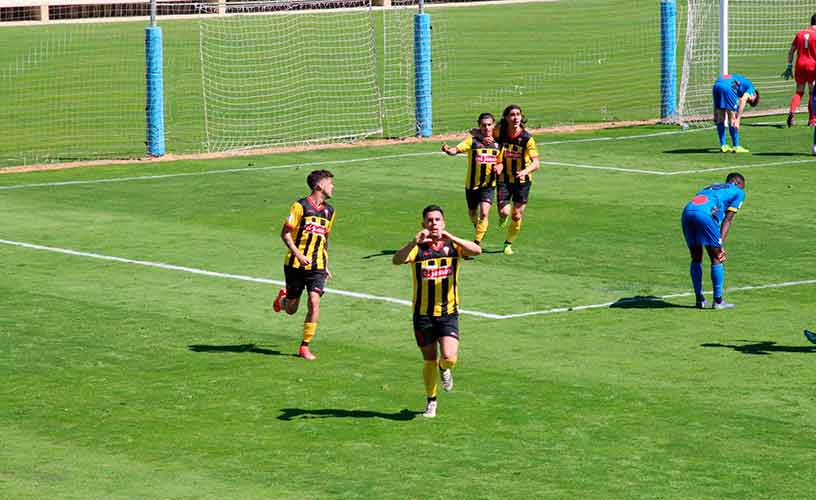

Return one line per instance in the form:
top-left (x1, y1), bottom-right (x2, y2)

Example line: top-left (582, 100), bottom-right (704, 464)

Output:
top-left (414, 13), bottom-right (432, 137)
top-left (145, 26), bottom-right (166, 156)
top-left (660, 0), bottom-right (677, 119)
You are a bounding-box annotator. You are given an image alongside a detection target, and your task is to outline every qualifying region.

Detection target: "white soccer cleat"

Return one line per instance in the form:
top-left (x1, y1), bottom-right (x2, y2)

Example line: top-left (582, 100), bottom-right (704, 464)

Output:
top-left (422, 399), bottom-right (437, 418)
top-left (439, 368), bottom-right (453, 392)
top-left (811, 144), bottom-right (816, 156)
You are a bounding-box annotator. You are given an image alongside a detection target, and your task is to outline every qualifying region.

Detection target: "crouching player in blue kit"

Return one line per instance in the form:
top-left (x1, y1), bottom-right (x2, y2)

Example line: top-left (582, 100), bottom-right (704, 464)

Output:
top-left (712, 74), bottom-right (759, 153)
top-left (681, 173), bottom-right (746, 309)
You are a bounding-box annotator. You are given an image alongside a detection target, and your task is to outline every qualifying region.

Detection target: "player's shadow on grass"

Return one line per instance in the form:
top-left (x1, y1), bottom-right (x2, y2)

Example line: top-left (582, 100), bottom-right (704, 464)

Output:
top-left (664, 147), bottom-right (725, 154)
top-left (610, 296), bottom-right (695, 309)
top-left (188, 344), bottom-right (297, 357)
top-left (361, 249), bottom-right (396, 259)
top-left (700, 340), bottom-right (816, 355)
top-left (278, 408), bottom-right (420, 421)
top-left (749, 152), bottom-right (809, 157)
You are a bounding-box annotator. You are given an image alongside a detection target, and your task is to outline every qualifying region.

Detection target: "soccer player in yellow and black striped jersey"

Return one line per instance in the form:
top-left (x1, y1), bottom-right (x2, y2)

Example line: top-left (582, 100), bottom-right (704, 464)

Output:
top-left (494, 104), bottom-right (540, 256)
top-left (273, 169), bottom-right (336, 361)
top-left (442, 112), bottom-right (503, 247)
top-left (392, 205), bottom-right (481, 418)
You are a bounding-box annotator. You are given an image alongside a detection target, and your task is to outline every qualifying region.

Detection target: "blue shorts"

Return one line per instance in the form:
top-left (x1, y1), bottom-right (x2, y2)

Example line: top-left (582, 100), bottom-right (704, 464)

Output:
top-left (712, 82), bottom-right (738, 112)
top-left (681, 206), bottom-right (722, 248)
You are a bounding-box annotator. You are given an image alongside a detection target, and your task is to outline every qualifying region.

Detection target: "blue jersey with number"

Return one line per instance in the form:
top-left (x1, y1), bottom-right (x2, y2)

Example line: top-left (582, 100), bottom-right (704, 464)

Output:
top-left (684, 182), bottom-right (745, 224)
top-left (712, 74), bottom-right (755, 111)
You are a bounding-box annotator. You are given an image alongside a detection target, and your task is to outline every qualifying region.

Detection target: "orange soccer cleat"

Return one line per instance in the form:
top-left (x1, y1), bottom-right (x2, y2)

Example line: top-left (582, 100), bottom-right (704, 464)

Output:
top-left (273, 288), bottom-right (287, 313)
top-left (298, 344), bottom-right (316, 361)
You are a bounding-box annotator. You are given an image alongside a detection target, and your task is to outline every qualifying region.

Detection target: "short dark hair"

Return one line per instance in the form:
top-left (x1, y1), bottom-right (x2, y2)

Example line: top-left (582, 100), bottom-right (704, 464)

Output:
top-left (422, 204), bottom-right (444, 219)
top-left (726, 172), bottom-right (744, 184)
top-left (306, 169), bottom-right (333, 191)
top-left (477, 112), bottom-right (495, 124)
top-left (810, 13), bottom-right (816, 25)
top-left (749, 89), bottom-right (760, 107)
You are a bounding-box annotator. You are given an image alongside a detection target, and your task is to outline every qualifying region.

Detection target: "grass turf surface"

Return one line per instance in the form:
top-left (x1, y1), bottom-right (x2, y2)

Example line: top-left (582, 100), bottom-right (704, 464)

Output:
top-left (1, 120), bottom-right (815, 499)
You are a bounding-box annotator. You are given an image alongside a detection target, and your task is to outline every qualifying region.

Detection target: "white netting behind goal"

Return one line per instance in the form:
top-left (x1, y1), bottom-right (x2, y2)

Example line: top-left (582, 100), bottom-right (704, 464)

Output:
top-left (197, 0), bottom-right (388, 151)
top-left (679, 0), bottom-right (816, 123)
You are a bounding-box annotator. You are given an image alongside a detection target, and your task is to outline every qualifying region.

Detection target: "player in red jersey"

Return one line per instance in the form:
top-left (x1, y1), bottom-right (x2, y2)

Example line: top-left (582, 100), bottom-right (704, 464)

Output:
top-left (782, 14), bottom-right (816, 127)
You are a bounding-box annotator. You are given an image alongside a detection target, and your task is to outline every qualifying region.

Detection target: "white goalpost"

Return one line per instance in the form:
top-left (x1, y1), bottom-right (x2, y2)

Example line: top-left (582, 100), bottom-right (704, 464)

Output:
top-left (678, 0), bottom-right (816, 123)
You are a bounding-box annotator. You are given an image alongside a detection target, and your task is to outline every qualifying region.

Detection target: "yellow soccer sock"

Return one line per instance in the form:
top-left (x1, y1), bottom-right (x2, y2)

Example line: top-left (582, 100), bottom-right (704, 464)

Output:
top-left (505, 218), bottom-right (522, 244)
top-left (474, 218), bottom-right (488, 243)
top-left (469, 212), bottom-right (479, 227)
top-left (423, 360), bottom-right (438, 399)
top-left (302, 322), bottom-right (317, 344)
top-left (439, 356), bottom-right (457, 370)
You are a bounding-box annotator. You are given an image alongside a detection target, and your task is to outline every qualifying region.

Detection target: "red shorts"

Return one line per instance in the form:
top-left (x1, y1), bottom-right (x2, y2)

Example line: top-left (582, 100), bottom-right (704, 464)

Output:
top-left (795, 64), bottom-right (816, 85)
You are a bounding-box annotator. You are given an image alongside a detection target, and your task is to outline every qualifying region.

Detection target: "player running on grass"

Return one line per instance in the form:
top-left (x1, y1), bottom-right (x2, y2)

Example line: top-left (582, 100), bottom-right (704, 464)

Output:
top-left (680, 172), bottom-right (746, 309)
top-left (782, 14), bottom-right (816, 128)
top-left (392, 205), bottom-right (481, 418)
top-left (441, 112), bottom-right (503, 248)
top-left (494, 104), bottom-right (540, 255)
top-left (273, 170), bottom-right (336, 361)
top-left (712, 74), bottom-right (759, 153)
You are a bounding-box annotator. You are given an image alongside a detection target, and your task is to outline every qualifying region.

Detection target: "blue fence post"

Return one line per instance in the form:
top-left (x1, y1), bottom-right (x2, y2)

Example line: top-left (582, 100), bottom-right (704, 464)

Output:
top-left (145, 26), bottom-right (166, 156)
top-left (660, 0), bottom-right (677, 120)
top-left (414, 12), bottom-right (432, 137)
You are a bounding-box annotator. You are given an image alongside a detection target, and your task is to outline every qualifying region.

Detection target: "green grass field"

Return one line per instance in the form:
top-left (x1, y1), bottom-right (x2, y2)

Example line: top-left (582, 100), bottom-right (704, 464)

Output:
top-left (2, 118), bottom-right (815, 499)
top-left (1, 0), bottom-right (672, 166)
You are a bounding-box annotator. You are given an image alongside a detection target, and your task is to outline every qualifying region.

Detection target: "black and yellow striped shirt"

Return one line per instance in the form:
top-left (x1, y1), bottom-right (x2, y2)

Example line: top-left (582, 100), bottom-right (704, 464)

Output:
top-left (454, 135), bottom-right (502, 190)
top-left (407, 239), bottom-right (464, 316)
top-left (283, 197), bottom-right (335, 271)
top-left (497, 129), bottom-right (538, 185)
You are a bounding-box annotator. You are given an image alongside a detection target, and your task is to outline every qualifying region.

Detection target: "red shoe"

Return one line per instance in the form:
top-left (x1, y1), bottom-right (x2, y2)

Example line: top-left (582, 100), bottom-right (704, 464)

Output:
top-left (809, 118), bottom-right (815, 127)
top-left (273, 288), bottom-right (287, 313)
top-left (298, 345), bottom-right (316, 361)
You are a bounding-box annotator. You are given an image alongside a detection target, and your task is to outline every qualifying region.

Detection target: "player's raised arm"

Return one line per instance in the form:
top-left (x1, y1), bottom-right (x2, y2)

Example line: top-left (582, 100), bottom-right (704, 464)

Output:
top-left (441, 230), bottom-right (481, 257)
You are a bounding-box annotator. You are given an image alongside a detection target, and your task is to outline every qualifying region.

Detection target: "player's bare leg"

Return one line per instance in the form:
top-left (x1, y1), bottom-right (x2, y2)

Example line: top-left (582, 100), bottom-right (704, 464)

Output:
top-left (298, 292), bottom-right (320, 360)
top-left (497, 199), bottom-right (511, 228)
top-left (788, 82), bottom-right (806, 127)
top-left (474, 200), bottom-right (491, 246)
top-left (503, 203), bottom-right (526, 255)
top-left (438, 336), bottom-right (458, 392)
top-left (420, 343), bottom-right (440, 417)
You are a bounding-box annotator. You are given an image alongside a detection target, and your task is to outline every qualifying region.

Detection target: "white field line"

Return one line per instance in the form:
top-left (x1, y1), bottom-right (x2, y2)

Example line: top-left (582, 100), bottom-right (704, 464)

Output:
top-left (0, 238), bottom-right (499, 320)
top-left (0, 152), bottom-right (439, 191)
top-left (542, 158), bottom-right (816, 176)
top-left (2, 238), bottom-right (814, 321)
top-left (2, 128), bottom-right (811, 190)
top-left (537, 126), bottom-right (710, 146)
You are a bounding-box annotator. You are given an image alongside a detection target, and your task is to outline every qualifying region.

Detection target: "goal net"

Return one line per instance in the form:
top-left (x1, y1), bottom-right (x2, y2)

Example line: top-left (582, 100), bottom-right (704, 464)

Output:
top-left (678, 0), bottom-right (816, 123)
top-left (198, 0), bottom-right (391, 151)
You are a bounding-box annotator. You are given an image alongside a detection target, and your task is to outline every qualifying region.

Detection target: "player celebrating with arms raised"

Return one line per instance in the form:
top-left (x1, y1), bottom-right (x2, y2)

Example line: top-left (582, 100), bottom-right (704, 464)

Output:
top-left (495, 104), bottom-right (540, 255)
top-left (712, 74), bottom-right (759, 153)
top-left (680, 172), bottom-right (746, 309)
top-left (393, 205), bottom-right (481, 418)
top-left (441, 112), bottom-right (503, 247)
top-left (782, 14), bottom-right (816, 128)
top-left (273, 169), bottom-right (336, 361)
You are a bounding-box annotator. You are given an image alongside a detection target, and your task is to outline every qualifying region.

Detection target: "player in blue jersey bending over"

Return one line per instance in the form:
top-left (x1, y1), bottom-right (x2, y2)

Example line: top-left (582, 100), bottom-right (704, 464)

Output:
top-left (680, 172), bottom-right (746, 309)
top-left (712, 74), bottom-right (759, 153)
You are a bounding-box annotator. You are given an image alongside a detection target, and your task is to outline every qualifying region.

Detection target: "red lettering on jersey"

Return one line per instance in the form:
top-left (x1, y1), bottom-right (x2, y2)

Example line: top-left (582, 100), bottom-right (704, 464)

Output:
top-left (504, 150), bottom-right (523, 159)
top-left (304, 223), bottom-right (327, 235)
top-left (692, 195), bottom-right (708, 205)
top-left (421, 265), bottom-right (453, 280)
top-left (475, 153), bottom-right (497, 163)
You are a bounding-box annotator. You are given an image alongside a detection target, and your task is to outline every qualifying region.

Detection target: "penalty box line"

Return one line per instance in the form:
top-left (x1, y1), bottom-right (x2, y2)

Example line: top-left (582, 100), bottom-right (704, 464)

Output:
top-left (541, 157), bottom-right (816, 176)
top-left (2, 238), bottom-right (814, 321)
top-left (0, 127), bottom-right (747, 192)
